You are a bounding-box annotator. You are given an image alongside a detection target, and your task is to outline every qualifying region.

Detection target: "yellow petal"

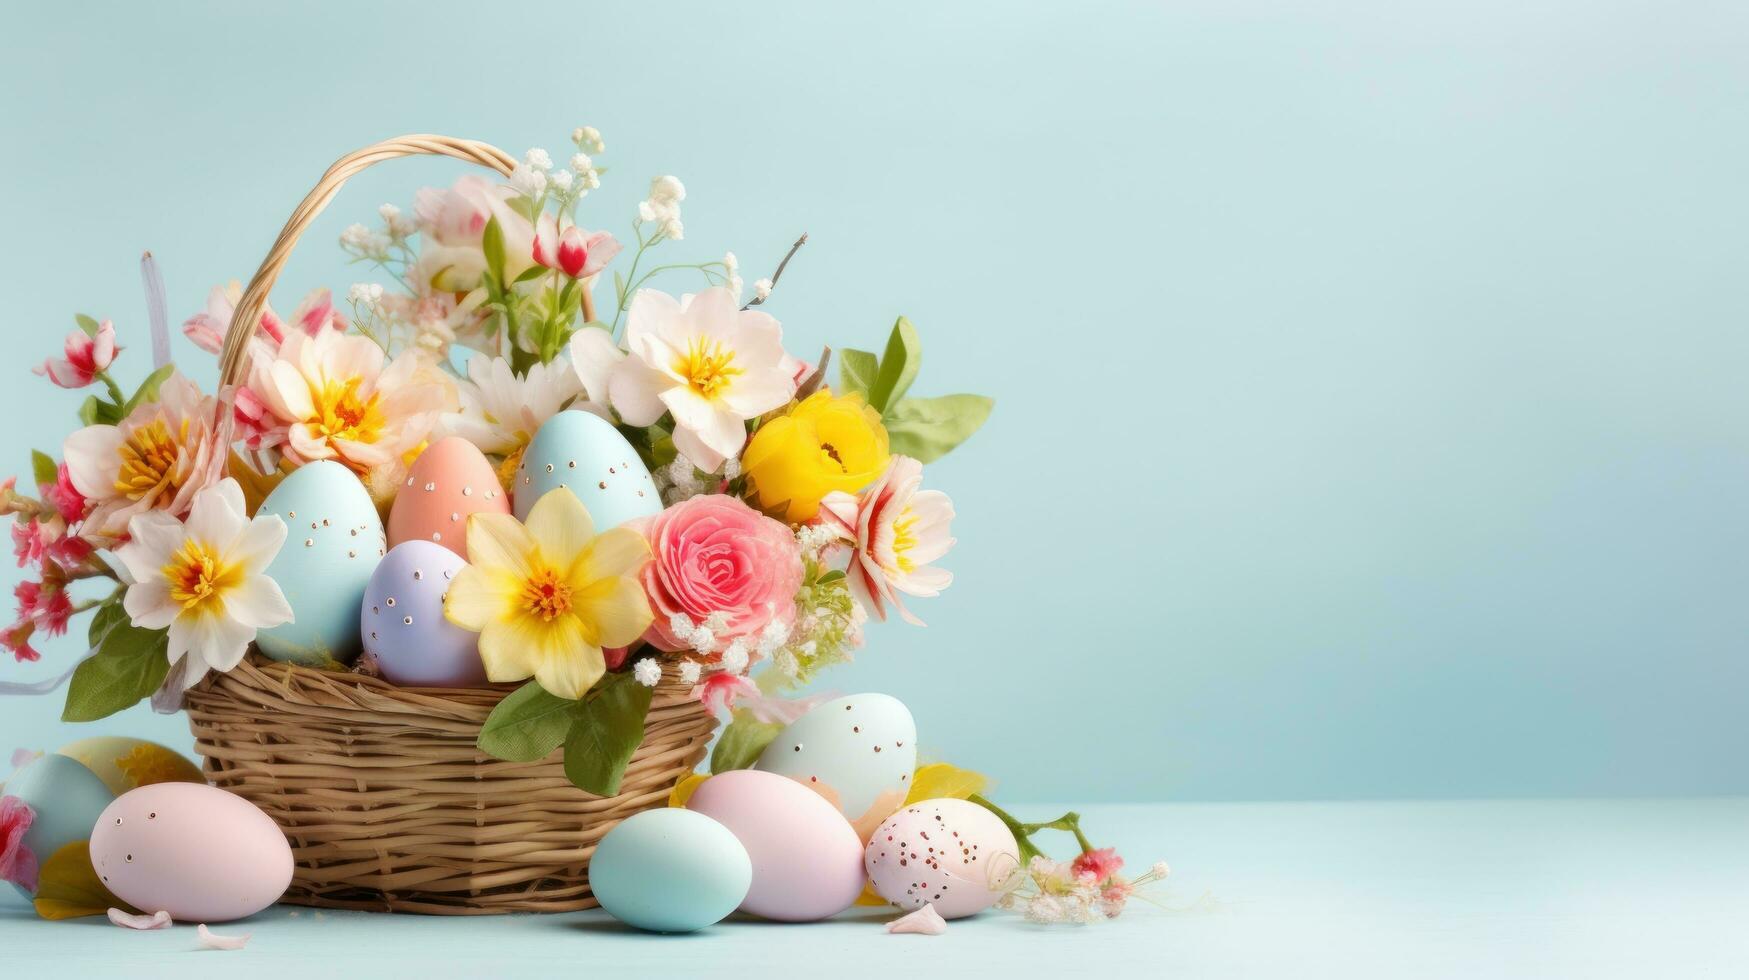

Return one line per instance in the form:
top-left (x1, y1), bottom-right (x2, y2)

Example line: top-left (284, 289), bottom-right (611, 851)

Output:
top-left (575, 527), bottom-right (650, 583)
top-left (525, 487), bottom-right (594, 564)
top-left (477, 619), bottom-right (538, 684)
top-left (33, 841), bottom-right (134, 920)
top-left (574, 575), bottom-right (653, 649)
top-left (465, 511), bottom-right (536, 578)
top-left (855, 880), bottom-right (890, 907)
top-left (534, 637), bottom-right (602, 700)
top-left (444, 565), bottom-right (515, 631)
top-left (668, 772), bottom-right (708, 807)
top-left (906, 761), bottom-right (991, 806)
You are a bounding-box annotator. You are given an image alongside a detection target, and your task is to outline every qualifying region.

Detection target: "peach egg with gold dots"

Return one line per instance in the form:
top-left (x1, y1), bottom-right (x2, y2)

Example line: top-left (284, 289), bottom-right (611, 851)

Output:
top-left (388, 436), bottom-right (509, 558)
top-left (513, 409), bottom-right (661, 529)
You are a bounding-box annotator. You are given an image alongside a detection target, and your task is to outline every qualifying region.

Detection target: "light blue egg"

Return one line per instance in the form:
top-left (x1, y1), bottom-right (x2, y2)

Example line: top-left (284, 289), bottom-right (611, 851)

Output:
top-left (756, 693), bottom-right (917, 839)
top-left (590, 807), bottom-right (752, 933)
top-left (514, 410), bottom-right (661, 529)
top-left (4, 753), bottom-right (114, 897)
top-left (254, 461), bottom-right (385, 667)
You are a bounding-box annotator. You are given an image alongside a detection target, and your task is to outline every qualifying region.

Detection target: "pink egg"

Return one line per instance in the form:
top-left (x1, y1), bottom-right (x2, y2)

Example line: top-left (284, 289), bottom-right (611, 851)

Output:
top-left (686, 769), bottom-right (865, 921)
top-left (864, 798), bottom-right (1022, 919)
top-left (388, 437), bottom-right (510, 558)
top-left (89, 783), bottom-right (292, 922)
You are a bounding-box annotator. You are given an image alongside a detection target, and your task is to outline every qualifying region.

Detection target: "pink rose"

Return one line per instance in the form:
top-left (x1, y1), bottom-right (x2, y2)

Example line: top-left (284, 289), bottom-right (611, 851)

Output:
top-left (0, 795), bottom-right (38, 891)
top-left (633, 495), bottom-right (803, 654)
top-left (1071, 847), bottom-right (1125, 884)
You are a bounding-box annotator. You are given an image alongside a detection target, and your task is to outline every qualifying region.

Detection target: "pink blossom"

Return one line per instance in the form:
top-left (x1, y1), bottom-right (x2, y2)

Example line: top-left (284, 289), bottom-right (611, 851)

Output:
top-left (14, 581), bottom-right (72, 638)
top-left (0, 795), bottom-right (38, 891)
top-left (631, 495), bottom-right (803, 654)
top-left (11, 519), bottom-right (43, 567)
top-left (183, 282), bottom-right (344, 355)
top-left (818, 455), bottom-right (956, 626)
top-left (690, 671), bottom-right (759, 716)
top-left (1071, 847), bottom-right (1125, 884)
top-left (63, 374), bottom-right (224, 542)
top-left (1098, 880), bottom-right (1134, 918)
top-left (231, 384), bottom-right (286, 452)
top-left (34, 319), bottom-right (118, 389)
top-left (2, 621), bottom-right (39, 663)
top-left (533, 216), bottom-right (621, 280)
top-left (41, 463), bottom-right (87, 522)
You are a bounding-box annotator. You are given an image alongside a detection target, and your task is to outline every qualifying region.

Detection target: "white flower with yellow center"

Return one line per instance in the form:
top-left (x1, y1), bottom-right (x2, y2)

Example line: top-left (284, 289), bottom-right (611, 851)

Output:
top-left (607, 286), bottom-right (794, 472)
top-left (114, 479), bottom-right (294, 691)
top-left (817, 455), bottom-right (955, 626)
top-left (439, 353), bottom-right (590, 488)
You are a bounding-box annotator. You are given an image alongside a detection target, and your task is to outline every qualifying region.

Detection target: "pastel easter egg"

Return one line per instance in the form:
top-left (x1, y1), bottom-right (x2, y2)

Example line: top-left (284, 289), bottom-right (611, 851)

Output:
top-left (686, 769), bottom-right (865, 922)
top-left (590, 807), bottom-right (752, 933)
top-left (55, 737), bottom-right (203, 797)
top-left (2, 753), bottom-right (115, 897)
top-left (388, 436), bottom-right (510, 557)
top-left (362, 540), bottom-right (483, 687)
top-left (513, 410), bottom-right (660, 528)
top-left (89, 783), bottom-right (292, 922)
top-left (865, 798), bottom-right (1022, 919)
top-left (755, 693), bottom-right (917, 842)
top-left (254, 461), bottom-right (385, 666)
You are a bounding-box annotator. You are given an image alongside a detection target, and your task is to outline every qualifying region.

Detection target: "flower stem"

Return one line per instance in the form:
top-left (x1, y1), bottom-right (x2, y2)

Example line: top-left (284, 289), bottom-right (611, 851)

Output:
top-left (969, 794), bottom-right (1096, 860)
top-left (99, 371), bottom-right (126, 408)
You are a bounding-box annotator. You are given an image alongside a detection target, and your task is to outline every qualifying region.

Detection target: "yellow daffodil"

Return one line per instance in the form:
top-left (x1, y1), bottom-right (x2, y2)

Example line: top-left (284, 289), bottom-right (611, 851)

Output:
top-left (741, 390), bottom-right (891, 524)
top-left (444, 488), bottom-right (652, 699)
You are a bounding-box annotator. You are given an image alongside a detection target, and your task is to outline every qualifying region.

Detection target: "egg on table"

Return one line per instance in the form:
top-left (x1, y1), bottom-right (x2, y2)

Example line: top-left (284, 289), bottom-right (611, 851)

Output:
top-left (55, 737), bottom-right (204, 796)
top-left (513, 410), bottom-right (661, 528)
top-left (362, 540), bottom-right (484, 687)
top-left (864, 797), bottom-right (1023, 919)
top-left (387, 436), bottom-right (510, 557)
top-left (89, 783), bottom-right (292, 922)
top-left (685, 769), bottom-right (866, 922)
top-left (755, 692), bottom-right (917, 842)
top-left (589, 807), bottom-right (752, 933)
top-left (253, 460), bottom-right (385, 666)
top-left (1, 753), bottom-right (115, 898)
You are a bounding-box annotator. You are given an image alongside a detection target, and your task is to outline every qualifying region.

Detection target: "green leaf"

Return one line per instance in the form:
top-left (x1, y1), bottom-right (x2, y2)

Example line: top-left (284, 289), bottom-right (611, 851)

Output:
top-left (866, 317), bottom-right (922, 414)
top-left (77, 396), bottom-right (122, 427)
top-left (482, 215), bottom-right (507, 282)
top-left (122, 364), bottom-right (175, 416)
top-left (562, 674), bottom-right (653, 796)
top-left (86, 596), bottom-right (127, 648)
top-left (884, 394), bottom-right (995, 463)
top-left (709, 712), bottom-right (783, 774)
top-left (613, 270), bottom-right (626, 306)
top-left (30, 450), bottom-right (57, 488)
top-left (62, 621), bottom-right (171, 722)
top-left (477, 681), bottom-right (580, 762)
top-left (838, 348), bottom-right (878, 398)
top-left (514, 264), bottom-right (549, 284)
top-left (74, 314), bottom-right (101, 338)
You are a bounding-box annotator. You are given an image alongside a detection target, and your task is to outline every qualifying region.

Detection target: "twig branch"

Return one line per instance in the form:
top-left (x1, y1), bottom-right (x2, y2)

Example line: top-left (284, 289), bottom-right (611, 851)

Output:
top-left (742, 232), bottom-right (808, 309)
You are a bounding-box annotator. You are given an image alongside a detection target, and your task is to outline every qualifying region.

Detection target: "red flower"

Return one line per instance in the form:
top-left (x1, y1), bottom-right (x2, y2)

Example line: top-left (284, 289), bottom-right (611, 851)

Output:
top-left (41, 462), bottom-right (88, 523)
top-left (11, 519), bottom-right (43, 567)
top-left (0, 795), bottom-right (39, 891)
top-left (33, 319), bottom-right (118, 389)
top-left (2, 621), bottom-right (39, 663)
top-left (1071, 847), bottom-right (1125, 884)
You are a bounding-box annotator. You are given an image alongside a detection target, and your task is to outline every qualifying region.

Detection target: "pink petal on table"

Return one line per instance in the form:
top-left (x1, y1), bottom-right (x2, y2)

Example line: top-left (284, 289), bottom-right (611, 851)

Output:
top-left (108, 908), bottom-right (172, 930)
top-left (885, 903), bottom-right (948, 935)
top-left (197, 924), bottom-right (251, 950)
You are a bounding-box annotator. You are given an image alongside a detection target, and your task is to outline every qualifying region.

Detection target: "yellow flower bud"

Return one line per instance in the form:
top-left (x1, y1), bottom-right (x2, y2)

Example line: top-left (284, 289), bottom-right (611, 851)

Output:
top-left (741, 390), bottom-right (891, 524)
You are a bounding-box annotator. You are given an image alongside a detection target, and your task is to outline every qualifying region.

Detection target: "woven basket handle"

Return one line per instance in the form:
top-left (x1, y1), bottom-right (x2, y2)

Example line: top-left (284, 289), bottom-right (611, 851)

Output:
top-left (216, 135), bottom-right (517, 387)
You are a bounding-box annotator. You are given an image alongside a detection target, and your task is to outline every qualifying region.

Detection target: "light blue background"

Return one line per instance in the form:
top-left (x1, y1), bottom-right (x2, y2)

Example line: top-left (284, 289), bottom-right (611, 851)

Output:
top-left (1, 0), bottom-right (1745, 803)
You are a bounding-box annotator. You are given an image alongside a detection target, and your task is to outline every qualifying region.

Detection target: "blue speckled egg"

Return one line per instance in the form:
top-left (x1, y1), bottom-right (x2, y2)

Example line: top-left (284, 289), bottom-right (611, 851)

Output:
top-left (590, 807), bottom-right (752, 933)
top-left (362, 541), bottom-right (483, 687)
top-left (755, 693), bottom-right (917, 842)
top-left (3, 753), bottom-right (115, 898)
top-left (513, 410), bottom-right (661, 528)
top-left (253, 461), bottom-right (385, 666)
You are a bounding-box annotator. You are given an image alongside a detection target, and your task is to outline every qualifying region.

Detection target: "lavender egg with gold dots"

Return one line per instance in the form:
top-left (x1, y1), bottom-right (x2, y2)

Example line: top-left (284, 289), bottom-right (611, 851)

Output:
top-left (513, 409), bottom-right (660, 528)
top-left (361, 540), bottom-right (484, 687)
top-left (253, 461), bottom-right (385, 667)
top-left (755, 693), bottom-right (917, 842)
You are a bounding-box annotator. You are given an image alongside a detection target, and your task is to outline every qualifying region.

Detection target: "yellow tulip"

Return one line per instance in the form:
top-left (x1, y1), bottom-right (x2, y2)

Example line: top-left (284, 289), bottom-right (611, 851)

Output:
top-left (444, 488), bottom-right (652, 699)
top-left (741, 390), bottom-right (891, 524)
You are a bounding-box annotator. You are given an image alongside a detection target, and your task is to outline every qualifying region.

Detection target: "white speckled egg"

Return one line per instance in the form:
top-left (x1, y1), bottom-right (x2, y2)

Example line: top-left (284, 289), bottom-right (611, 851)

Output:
top-left (590, 807), bottom-right (752, 933)
top-left (253, 461), bottom-right (385, 666)
top-left (90, 783), bottom-right (292, 922)
top-left (865, 798), bottom-right (1023, 919)
top-left (513, 410), bottom-right (660, 528)
top-left (362, 540), bottom-right (483, 687)
top-left (755, 693), bottom-right (916, 841)
top-left (2, 753), bottom-right (115, 898)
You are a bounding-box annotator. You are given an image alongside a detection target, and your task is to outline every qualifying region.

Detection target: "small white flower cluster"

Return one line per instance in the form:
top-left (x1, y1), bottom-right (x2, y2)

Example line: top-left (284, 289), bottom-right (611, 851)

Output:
top-left (572, 126), bottom-right (605, 155)
top-left (993, 854), bottom-right (1170, 925)
top-left (378, 203), bottom-right (417, 241)
top-left (507, 132), bottom-right (606, 203)
top-left (754, 278), bottom-right (774, 302)
top-left (657, 455), bottom-right (709, 504)
top-left (346, 282), bottom-right (386, 314)
top-left (509, 161), bottom-right (548, 199)
top-left (663, 611), bottom-right (788, 678)
top-left (678, 660), bottom-right (703, 685)
top-left (794, 522), bottom-right (843, 559)
top-left (340, 222), bottom-right (392, 261)
top-left (669, 610), bottom-right (728, 656)
top-left (632, 657), bottom-right (662, 687)
top-left (638, 176), bottom-right (685, 241)
top-left (723, 251), bottom-right (744, 301)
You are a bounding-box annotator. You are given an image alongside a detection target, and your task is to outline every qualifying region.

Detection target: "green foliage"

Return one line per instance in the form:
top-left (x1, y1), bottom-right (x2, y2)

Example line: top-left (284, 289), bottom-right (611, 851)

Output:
top-left (62, 617), bottom-right (170, 722)
top-left (839, 348), bottom-right (879, 398)
top-left (866, 317), bottom-right (921, 414)
top-left (77, 395), bottom-right (122, 427)
top-left (884, 394), bottom-right (995, 463)
top-left (710, 712), bottom-right (783, 773)
top-left (482, 215), bottom-right (507, 282)
top-left (562, 673), bottom-right (653, 796)
top-left (74, 314), bottom-right (101, 337)
top-left (122, 364), bottom-right (176, 416)
top-left (86, 596), bottom-right (127, 647)
top-left (477, 681), bottom-right (580, 762)
top-left (30, 450), bottom-right (57, 488)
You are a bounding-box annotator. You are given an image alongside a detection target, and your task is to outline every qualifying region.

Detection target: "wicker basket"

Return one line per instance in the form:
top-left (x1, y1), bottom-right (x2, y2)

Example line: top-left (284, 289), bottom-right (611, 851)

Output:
top-left (183, 136), bottom-right (716, 914)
